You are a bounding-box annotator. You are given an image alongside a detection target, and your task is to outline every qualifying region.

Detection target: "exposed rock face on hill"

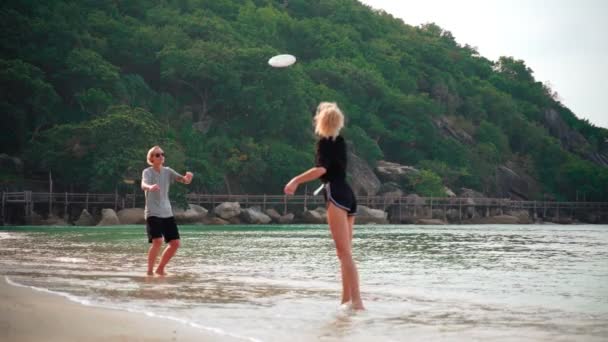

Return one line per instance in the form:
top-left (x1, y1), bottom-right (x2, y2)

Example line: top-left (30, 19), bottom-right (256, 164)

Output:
top-left (432, 116), bottom-right (474, 145)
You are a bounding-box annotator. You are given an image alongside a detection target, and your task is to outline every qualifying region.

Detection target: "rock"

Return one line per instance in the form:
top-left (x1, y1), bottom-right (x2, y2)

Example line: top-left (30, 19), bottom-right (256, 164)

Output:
top-left (444, 187), bottom-right (456, 197)
top-left (356, 205), bottom-right (388, 224)
top-left (302, 207), bottom-right (327, 224)
top-left (174, 204), bottom-right (208, 224)
top-left (415, 218), bottom-right (447, 225)
top-left (202, 217), bottom-right (229, 225)
top-left (265, 208), bottom-right (282, 223)
top-left (228, 216), bottom-right (241, 224)
top-left (97, 208), bottom-right (120, 226)
top-left (506, 209), bottom-right (532, 224)
top-left (116, 208), bottom-right (145, 225)
top-left (377, 182), bottom-right (404, 207)
top-left (75, 209), bottom-right (96, 226)
top-left (41, 214), bottom-right (69, 226)
top-left (495, 166), bottom-right (530, 200)
top-left (445, 209), bottom-right (461, 222)
top-left (459, 188), bottom-right (485, 198)
top-left (213, 202), bottom-right (241, 220)
top-left (375, 161), bottom-right (419, 183)
top-left (29, 211), bottom-right (43, 225)
top-left (0, 154), bottom-right (23, 173)
top-left (240, 207), bottom-right (272, 224)
top-left (348, 153), bottom-right (381, 195)
top-left (404, 194), bottom-right (425, 205)
top-left (465, 215), bottom-right (519, 224)
top-left (278, 213), bottom-right (294, 224)
top-left (543, 109), bottom-right (590, 154)
top-left (432, 116), bottom-right (474, 145)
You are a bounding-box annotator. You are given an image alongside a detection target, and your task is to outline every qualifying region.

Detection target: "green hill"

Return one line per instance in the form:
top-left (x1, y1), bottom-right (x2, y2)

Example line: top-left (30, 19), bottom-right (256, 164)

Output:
top-left (1, 0), bottom-right (607, 201)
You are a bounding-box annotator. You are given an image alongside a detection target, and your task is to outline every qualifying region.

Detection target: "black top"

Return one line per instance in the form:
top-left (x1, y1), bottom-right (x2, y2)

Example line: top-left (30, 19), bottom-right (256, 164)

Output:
top-left (315, 136), bottom-right (347, 183)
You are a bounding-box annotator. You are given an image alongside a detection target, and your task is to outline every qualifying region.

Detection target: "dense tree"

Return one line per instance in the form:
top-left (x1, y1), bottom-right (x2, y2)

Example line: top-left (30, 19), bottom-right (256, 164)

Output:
top-left (1, 0), bottom-right (606, 200)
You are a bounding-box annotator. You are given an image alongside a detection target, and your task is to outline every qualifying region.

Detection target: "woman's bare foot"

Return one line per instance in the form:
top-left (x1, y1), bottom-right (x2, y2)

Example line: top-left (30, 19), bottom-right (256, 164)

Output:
top-left (155, 269), bottom-right (167, 276)
top-left (146, 271), bottom-right (154, 276)
top-left (351, 301), bottom-right (365, 311)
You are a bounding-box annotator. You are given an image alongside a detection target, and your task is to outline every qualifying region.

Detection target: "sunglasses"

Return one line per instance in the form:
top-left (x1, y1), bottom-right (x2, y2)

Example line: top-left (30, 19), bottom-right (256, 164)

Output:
top-left (154, 153), bottom-right (165, 158)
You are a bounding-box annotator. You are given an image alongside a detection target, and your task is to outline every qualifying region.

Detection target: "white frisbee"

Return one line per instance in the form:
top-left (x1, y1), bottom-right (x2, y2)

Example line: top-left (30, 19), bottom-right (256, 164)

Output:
top-left (268, 54), bottom-right (296, 68)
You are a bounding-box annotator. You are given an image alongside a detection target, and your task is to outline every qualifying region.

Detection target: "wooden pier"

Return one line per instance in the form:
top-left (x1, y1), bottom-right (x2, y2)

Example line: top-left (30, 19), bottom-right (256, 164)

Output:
top-left (1, 191), bottom-right (607, 224)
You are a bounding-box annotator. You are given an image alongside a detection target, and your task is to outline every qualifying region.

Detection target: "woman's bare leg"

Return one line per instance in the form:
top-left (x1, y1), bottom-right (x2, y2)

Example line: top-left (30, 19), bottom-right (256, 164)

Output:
top-left (327, 203), bottom-right (364, 310)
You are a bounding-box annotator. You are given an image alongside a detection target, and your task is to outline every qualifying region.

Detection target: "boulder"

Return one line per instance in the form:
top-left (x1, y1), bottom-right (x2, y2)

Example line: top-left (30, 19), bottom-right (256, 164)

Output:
top-left (75, 209), bottom-right (96, 226)
top-left (375, 161), bottom-right (419, 183)
top-left (356, 205), bottom-right (388, 224)
top-left (116, 208), bottom-right (145, 225)
top-left (506, 209), bottom-right (532, 224)
top-left (228, 216), bottom-right (242, 224)
top-left (302, 207), bottom-right (327, 224)
top-left (459, 188), bottom-right (485, 198)
top-left (265, 208), bottom-right (282, 223)
top-left (348, 153), bottom-right (381, 195)
top-left (465, 215), bottom-right (519, 224)
top-left (278, 213), bottom-right (294, 224)
top-left (377, 182), bottom-right (404, 208)
top-left (41, 214), bottom-right (69, 226)
top-left (174, 204), bottom-right (208, 224)
top-left (404, 194), bottom-right (426, 205)
top-left (416, 218), bottom-right (447, 225)
top-left (444, 187), bottom-right (456, 197)
top-left (240, 207), bottom-right (272, 224)
top-left (97, 208), bottom-right (120, 226)
top-left (213, 202), bottom-right (241, 220)
top-left (202, 217), bottom-right (229, 225)
top-left (0, 154), bottom-right (23, 173)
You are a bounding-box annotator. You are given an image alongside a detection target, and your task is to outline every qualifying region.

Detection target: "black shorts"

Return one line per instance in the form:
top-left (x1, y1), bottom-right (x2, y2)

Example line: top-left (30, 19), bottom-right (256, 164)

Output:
top-left (322, 180), bottom-right (357, 216)
top-left (146, 216), bottom-right (180, 243)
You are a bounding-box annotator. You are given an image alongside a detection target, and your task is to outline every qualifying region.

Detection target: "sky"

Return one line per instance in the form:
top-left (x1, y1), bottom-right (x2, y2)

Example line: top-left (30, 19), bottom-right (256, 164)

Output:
top-left (359, 0), bottom-right (608, 129)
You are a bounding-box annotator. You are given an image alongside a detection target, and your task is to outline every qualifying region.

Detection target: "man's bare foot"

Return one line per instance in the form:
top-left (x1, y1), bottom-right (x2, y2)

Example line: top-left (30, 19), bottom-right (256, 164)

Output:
top-left (147, 271), bottom-right (154, 276)
top-left (155, 269), bottom-right (166, 276)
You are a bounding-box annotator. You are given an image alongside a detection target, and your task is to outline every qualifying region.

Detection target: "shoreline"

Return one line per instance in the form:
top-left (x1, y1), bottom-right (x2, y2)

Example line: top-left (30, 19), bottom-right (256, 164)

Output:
top-left (0, 276), bottom-right (243, 342)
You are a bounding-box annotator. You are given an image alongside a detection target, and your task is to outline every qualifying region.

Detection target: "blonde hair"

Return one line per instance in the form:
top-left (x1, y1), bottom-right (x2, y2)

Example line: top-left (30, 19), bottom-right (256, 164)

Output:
top-left (146, 145), bottom-right (163, 165)
top-left (314, 102), bottom-right (344, 139)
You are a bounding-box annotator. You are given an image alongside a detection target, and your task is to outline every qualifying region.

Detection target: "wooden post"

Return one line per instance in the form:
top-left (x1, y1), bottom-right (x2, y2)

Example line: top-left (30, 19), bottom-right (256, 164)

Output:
top-left (114, 189), bottom-right (118, 212)
top-left (303, 192), bottom-right (307, 211)
top-left (399, 197), bottom-right (402, 222)
top-left (49, 171), bottom-right (53, 217)
top-left (263, 194), bottom-right (267, 212)
top-left (24, 191), bottom-right (32, 224)
top-left (430, 197), bottom-right (433, 219)
top-left (1, 191), bottom-right (5, 224)
top-left (459, 197), bottom-right (462, 223)
top-left (64, 192), bottom-right (68, 219)
top-left (283, 195), bottom-right (287, 215)
top-left (556, 202), bottom-right (560, 221)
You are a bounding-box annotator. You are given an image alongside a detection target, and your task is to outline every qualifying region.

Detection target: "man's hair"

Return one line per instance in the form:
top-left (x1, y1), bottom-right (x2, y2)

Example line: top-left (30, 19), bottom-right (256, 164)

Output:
top-left (146, 145), bottom-right (162, 166)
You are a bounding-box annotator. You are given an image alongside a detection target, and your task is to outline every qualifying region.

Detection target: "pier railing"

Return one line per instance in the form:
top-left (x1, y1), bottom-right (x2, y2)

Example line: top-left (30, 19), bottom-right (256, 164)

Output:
top-left (2, 191), bottom-right (607, 223)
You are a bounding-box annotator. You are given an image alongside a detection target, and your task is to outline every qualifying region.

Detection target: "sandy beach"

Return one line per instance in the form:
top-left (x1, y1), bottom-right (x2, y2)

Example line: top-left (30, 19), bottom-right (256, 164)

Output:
top-left (0, 277), bottom-right (238, 342)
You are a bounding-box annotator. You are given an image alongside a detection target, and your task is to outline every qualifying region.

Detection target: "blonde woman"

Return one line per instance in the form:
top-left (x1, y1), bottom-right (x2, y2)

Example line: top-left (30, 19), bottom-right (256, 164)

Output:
top-left (141, 146), bottom-right (193, 276)
top-left (284, 102), bottom-right (364, 310)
